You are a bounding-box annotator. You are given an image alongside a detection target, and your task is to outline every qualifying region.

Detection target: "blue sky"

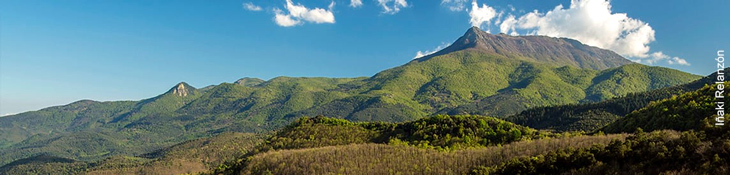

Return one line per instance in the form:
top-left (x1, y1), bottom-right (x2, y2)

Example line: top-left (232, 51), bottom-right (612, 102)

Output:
top-left (1, 0), bottom-right (728, 115)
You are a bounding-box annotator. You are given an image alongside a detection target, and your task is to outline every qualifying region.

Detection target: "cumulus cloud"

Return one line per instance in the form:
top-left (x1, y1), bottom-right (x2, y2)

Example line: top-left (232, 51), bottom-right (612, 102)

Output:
top-left (499, 14), bottom-right (518, 35)
top-left (378, 0), bottom-right (408, 14)
top-left (495, 0), bottom-right (689, 66)
top-left (243, 2), bottom-right (262, 11)
top-left (414, 42), bottom-right (451, 59)
top-left (442, 0), bottom-right (468, 11)
top-left (273, 0), bottom-right (336, 27)
top-left (350, 0), bottom-right (363, 7)
top-left (639, 52), bottom-right (690, 65)
top-left (468, 1), bottom-right (498, 30)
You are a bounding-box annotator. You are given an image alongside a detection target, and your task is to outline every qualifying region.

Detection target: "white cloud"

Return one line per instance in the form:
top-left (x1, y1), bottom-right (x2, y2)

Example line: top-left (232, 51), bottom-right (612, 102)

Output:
top-left (496, 0), bottom-right (690, 66)
top-left (414, 42), bottom-right (451, 59)
top-left (442, 0), bottom-right (468, 11)
top-left (377, 0), bottom-right (408, 14)
top-left (468, 1), bottom-right (498, 30)
top-left (243, 2), bottom-right (262, 11)
top-left (273, 0), bottom-right (336, 27)
top-left (499, 14), bottom-right (518, 35)
top-left (274, 9), bottom-right (301, 27)
top-left (350, 0), bottom-right (363, 7)
top-left (644, 52), bottom-right (690, 65)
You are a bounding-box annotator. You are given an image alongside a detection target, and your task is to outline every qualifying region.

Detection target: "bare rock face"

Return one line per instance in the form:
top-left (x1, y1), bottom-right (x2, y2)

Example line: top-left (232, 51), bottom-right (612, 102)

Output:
top-left (172, 83), bottom-right (189, 97)
top-left (414, 27), bottom-right (633, 70)
top-left (167, 82), bottom-right (196, 97)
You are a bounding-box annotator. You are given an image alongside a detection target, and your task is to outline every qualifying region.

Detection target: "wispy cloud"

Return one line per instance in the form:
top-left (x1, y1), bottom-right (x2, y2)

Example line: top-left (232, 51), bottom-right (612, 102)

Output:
top-left (274, 0), bottom-right (336, 27)
top-left (377, 0), bottom-right (408, 14)
top-left (636, 52), bottom-right (690, 65)
top-left (414, 42), bottom-right (451, 59)
top-left (243, 2), bottom-right (262, 11)
top-left (350, 0), bottom-right (363, 7)
top-left (441, 0), bottom-right (468, 11)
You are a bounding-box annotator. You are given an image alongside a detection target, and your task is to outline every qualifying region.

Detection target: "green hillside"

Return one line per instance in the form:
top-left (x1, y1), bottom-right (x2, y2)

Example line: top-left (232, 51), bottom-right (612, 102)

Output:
top-left (478, 129), bottom-right (729, 175)
top-left (477, 83), bottom-right (730, 175)
top-left (0, 62), bottom-right (697, 167)
top-left (602, 82), bottom-right (730, 135)
top-left (507, 69), bottom-right (720, 132)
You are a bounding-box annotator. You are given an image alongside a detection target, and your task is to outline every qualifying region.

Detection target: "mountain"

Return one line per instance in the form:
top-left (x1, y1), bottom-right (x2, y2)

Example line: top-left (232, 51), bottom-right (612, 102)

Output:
top-left (416, 27), bottom-right (633, 70)
top-left (436, 63), bottom-right (700, 116)
top-left (0, 27), bottom-right (701, 167)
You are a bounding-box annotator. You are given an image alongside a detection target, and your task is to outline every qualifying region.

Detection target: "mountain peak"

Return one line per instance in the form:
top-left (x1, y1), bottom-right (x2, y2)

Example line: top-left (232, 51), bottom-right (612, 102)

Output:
top-left (458, 26), bottom-right (488, 49)
top-left (168, 82), bottom-right (196, 97)
top-left (465, 26), bottom-right (482, 35)
top-left (412, 27), bottom-right (632, 70)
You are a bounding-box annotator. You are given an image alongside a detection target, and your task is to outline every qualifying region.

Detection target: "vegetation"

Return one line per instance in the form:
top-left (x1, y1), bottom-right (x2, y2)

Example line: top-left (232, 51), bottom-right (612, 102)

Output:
top-left (477, 130), bottom-right (729, 175)
top-left (208, 115), bottom-right (623, 175)
top-left (238, 135), bottom-right (625, 175)
top-left (505, 68), bottom-right (719, 132)
top-left (603, 82), bottom-right (730, 134)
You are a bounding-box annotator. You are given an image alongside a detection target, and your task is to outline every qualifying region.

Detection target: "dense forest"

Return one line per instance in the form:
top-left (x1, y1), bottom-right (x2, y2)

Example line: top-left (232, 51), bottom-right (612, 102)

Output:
top-left (504, 68), bottom-right (722, 132)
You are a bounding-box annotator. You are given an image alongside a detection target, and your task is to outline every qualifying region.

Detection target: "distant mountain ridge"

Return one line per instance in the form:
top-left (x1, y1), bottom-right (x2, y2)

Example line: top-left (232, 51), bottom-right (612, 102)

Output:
top-left (0, 27), bottom-right (701, 167)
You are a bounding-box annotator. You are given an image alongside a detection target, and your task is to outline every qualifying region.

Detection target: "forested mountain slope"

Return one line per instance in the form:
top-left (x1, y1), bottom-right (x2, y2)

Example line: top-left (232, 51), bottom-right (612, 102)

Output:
top-left (506, 68), bottom-right (724, 132)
